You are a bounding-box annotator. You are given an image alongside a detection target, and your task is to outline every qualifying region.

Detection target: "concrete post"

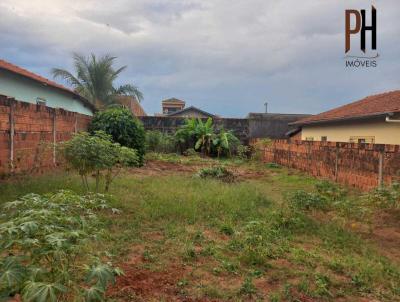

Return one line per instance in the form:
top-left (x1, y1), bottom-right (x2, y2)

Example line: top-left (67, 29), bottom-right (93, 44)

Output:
top-left (53, 109), bottom-right (56, 166)
top-left (378, 151), bottom-right (384, 188)
top-left (335, 146), bottom-right (339, 182)
top-left (9, 98), bottom-right (15, 172)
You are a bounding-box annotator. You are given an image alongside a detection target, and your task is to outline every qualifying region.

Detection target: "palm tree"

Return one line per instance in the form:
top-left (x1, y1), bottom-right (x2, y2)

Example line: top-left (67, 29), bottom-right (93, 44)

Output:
top-left (52, 53), bottom-right (143, 108)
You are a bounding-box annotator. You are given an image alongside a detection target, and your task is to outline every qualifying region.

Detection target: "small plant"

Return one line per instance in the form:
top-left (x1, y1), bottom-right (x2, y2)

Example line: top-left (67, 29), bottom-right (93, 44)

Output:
top-left (287, 190), bottom-right (329, 211)
top-left (366, 182), bottom-right (400, 209)
top-left (236, 144), bottom-right (250, 160)
top-left (183, 148), bottom-right (198, 156)
top-left (89, 106), bottom-right (145, 165)
top-left (0, 191), bottom-right (122, 301)
top-left (62, 131), bottom-right (139, 192)
top-left (197, 166), bottom-right (235, 183)
top-left (315, 181), bottom-right (347, 201)
top-left (265, 162), bottom-right (281, 169)
top-left (239, 277), bottom-right (257, 296)
top-left (251, 138), bottom-right (272, 161)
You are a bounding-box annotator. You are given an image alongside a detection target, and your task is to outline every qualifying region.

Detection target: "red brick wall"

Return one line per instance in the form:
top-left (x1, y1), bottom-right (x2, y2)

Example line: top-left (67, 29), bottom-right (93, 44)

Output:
top-left (258, 139), bottom-right (400, 191)
top-left (0, 95), bottom-right (92, 176)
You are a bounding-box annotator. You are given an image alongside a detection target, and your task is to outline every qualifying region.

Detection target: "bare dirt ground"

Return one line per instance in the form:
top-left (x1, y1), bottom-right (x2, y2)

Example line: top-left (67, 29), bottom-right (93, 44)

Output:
top-left (108, 160), bottom-right (399, 302)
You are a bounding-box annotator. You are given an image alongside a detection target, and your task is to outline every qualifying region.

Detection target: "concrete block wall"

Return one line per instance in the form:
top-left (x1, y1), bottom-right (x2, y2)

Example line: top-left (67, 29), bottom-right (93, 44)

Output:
top-left (0, 95), bottom-right (91, 176)
top-left (259, 139), bottom-right (400, 191)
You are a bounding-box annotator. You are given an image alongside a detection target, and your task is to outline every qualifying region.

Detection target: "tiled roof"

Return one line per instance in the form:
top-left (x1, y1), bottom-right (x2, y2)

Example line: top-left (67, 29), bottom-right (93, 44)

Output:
top-left (162, 98), bottom-right (185, 104)
top-left (293, 90), bottom-right (400, 125)
top-left (0, 59), bottom-right (95, 111)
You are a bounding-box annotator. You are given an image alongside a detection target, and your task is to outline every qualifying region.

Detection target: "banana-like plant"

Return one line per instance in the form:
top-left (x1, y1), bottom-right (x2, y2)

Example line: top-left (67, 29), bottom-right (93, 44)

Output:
top-left (0, 191), bottom-right (122, 301)
top-left (194, 118), bottom-right (214, 155)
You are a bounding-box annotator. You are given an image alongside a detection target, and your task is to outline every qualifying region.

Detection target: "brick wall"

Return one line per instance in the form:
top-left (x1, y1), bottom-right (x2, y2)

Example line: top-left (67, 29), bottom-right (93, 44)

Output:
top-left (0, 95), bottom-right (91, 176)
top-left (258, 139), bottom-right (400, 191)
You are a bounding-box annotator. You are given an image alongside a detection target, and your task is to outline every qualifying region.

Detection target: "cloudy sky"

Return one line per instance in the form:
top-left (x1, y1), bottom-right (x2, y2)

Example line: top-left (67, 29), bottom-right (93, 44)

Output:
top-left (1, 0), bottom-right (398, 117)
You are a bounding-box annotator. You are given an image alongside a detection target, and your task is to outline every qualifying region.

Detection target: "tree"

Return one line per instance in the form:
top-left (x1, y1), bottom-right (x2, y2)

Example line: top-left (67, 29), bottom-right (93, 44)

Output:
top-left (88, 107), bottom-right (146, 165)
top-left (212, 128), bottom-right (240, 158)
top-left (52, 53), bottom-right (143, 108)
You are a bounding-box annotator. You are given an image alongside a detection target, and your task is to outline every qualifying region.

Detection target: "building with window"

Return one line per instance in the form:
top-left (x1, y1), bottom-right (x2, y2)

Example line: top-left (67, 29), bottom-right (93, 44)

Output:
top-left (0, 59), bottom-right (95, 115)
top-left (290, 91), bottom-right (400, 145)
top-left (157, 97), bottom-right (215, 118)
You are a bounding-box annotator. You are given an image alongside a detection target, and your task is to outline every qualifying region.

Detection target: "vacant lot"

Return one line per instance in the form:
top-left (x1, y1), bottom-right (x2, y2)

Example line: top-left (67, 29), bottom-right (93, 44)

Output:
top-left (1, 154), bottom-right (399, 301)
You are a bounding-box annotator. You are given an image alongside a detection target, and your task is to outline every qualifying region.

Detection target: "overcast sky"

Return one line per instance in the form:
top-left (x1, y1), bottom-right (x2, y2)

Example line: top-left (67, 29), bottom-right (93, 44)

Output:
top-left (1, 0), bottom-right (398, 117)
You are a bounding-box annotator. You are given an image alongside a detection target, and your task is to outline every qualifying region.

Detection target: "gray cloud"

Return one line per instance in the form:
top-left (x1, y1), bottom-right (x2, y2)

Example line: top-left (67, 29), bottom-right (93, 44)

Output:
top-left (0, 0), bottom-right (399, 117)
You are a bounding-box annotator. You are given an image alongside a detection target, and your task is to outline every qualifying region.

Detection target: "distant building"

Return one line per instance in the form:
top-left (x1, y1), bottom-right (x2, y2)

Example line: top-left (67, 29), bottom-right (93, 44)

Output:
top-left (291, 91), bottom-right (400, 144)
top-left (158, 97), bottom-right (215, 118)
top-left (162, 98), bottom-right (185, 114)
top-left (0, 59), bottom-right (95, 115)
top-left (116, 95), bottom-right (147, 116)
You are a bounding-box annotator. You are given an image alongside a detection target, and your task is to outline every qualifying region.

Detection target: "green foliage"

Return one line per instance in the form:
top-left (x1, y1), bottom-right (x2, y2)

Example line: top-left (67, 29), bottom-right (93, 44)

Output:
top-left (89, 107), bottom-right (145, 165)
top-left (236, 144), bottom-right (250, 160)
top-left (197, 166), bottom-right (236, 183)
top-left (0, 191), bottom-right (121, 301)
top-left (62, 131), bottom-right (139, 192)
top-left (366, 182), bottom-right (400, 209)
top-left (145, 130), bottom-right (176, 153)
top-left (175, 118), bottom-right (240, 157)
top-left (52, 53), bottom-right (143, 108)
top-left (265, 162), bottom-right (281, 169)
top-left (287, 190), bottom-right (329, 211)
top-left (239, 277), bottom-right (257, 296)
top-left (315, 180), bottom-right (347, 201)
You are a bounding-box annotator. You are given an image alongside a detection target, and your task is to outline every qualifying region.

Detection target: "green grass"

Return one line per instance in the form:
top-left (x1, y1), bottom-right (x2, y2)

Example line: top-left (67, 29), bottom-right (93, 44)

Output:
top-left (0, 156), bottom-right (399, 301)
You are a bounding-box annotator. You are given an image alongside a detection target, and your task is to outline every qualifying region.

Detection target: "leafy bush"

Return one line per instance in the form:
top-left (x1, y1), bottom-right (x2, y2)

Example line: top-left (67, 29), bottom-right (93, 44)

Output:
top-left (145, 130), bottom-right (176, 153)
top-left (265, 162), bottom-right (281, 169)
top-left (236, 145), bottom-right (251, 160)
top-left (175, 118), bottom-right (240, 157)
top-left (62, 131), bottom-right (139, 192)
top-left (287, 190), bottom-right (329, 211)
top-left (315, 181), bottom-right (347, 202)
top-left (197, 166), bottom-right (235, 183)
top-left (183, 148), bottom-right (198, 157)
top-left (0, 191), bottom-right (122, 301)
top-left (366, 182), bottom-right (400, 209)
top-left (89, 106), bottom-right (145, 165)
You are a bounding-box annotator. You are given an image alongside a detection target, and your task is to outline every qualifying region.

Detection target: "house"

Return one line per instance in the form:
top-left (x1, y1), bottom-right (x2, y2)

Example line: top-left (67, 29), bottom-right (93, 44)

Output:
top-left (158, 97), bottom-right (215, 118)
top-left (161, 98), bottom-right (185, 114)
top-left (290, 91), bottom-right (400, 144)
top-left (115, 95), bottom-right (147, 116)
top-left (0, 59), bottom-right (95, 115)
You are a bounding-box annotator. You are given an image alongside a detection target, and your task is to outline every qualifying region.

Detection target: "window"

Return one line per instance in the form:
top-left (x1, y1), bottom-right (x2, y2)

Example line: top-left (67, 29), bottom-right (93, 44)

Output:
top-left (321, 136), bottom-right (327, 142)
top-left (305, 137), bottom-right (314, 141)
top-left (349, 136), bottom-right (375, 144)
top-left (36, 97), bottom-right (46, 106)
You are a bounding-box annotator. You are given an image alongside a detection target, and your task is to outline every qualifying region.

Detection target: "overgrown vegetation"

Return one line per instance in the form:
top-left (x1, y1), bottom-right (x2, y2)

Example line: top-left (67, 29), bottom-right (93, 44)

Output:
top-left (62, 131), bottom-right (139, 192)
top-left (0, 191), bottom-right (122, 301)
top-left (175, 118), bottom-right (240, 157)
top-left (89, 107), bottom-right (145, 165)
top-left (0, 157), bottom-right (399, 301)
top-left (197, 166), bottom-right (236, 183)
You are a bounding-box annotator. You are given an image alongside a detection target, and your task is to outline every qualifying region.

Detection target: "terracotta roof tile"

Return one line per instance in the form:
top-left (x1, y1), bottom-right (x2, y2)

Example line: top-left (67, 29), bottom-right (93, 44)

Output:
top-left (293, 90), bottom-right (400, 125)
top-left (0, 59), bottom-right (95, 111)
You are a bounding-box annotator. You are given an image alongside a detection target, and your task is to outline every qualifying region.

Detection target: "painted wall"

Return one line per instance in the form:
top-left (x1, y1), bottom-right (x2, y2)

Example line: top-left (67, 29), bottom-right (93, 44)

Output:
top-left (301, 118), bottom-right (400, 144)
top-left (0, 70), bottom-right (93, 115)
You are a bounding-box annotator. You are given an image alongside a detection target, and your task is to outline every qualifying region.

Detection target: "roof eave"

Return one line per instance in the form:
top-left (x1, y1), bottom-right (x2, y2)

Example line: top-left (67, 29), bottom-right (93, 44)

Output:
top-left (290, 112), bottom-right (395, 126)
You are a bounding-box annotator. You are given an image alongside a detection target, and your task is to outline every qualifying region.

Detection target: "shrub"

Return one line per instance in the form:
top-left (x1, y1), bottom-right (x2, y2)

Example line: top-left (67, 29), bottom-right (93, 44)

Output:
top-left (0, 191), bottom-right (122, 301)
top-left (145, 130), bottom-right (176, 153)
top-left (236, 145), bottom-right (251, 160)
top-left (89, 106), bottom-right (145, 165)
top-left (366, 182), bottom-right (400, 209)
top-left (197, 166), bottom-right (235, 183)
top-left (315, 181), bottom-right (347, 201)
top-left (183, 148), bottom-right (198, 157)
top-left (287, 190), bottom-right (329, 211)
top-left (265, 162), bottom-right (281, 169)
top-left (62, 131), bottom-right (139, 192)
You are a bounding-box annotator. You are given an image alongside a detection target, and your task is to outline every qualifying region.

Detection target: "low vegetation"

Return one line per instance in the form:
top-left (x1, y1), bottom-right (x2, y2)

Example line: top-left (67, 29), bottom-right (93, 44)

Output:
top-left (0, 156), bottom-right (399, 301)
top-left (0, 191), bottom-right (122, 301)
